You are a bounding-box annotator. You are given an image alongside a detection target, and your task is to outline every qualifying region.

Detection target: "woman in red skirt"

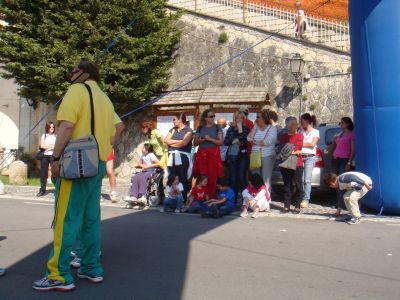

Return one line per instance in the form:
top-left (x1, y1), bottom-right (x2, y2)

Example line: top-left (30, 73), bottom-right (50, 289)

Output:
top-left (193, 109), bottom-right (223, 199)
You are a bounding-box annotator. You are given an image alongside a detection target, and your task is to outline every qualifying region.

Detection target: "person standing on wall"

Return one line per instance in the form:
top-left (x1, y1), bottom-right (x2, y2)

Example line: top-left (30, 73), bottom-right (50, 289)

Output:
top-left (164, 113), bottom-right (193, 203)
top-left (294, 9), bottom-right (309, 39)
top-left (37, 122), bottom-right (57, 197)
top-left (33, 60), bottom-right (120, 292)
top-left (193, 109), bottom-right (224, 199)
top-left (247, 110), bottom-right (278, 193)
top-left (299, 113), bottom-right (320, 208)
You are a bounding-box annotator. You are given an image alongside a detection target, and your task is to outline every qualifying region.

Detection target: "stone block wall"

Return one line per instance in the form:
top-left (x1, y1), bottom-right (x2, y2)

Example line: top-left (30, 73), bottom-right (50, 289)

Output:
top-left (115, 12), bottom-right (353, 177)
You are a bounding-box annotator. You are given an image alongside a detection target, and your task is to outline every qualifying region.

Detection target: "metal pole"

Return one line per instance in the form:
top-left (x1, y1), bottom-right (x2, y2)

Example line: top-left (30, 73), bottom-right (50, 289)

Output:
top-left (297, 76), bottom-right (303, 121)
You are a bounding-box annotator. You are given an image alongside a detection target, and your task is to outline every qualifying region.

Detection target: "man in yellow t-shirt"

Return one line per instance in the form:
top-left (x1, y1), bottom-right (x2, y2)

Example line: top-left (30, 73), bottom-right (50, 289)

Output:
top-left (33, 60), bottom-right (122, 292)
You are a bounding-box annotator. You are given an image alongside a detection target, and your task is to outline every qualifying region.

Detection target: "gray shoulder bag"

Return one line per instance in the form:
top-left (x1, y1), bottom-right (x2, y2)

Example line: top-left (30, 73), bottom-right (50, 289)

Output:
top-left (60, 83), bottom-right (99, 179)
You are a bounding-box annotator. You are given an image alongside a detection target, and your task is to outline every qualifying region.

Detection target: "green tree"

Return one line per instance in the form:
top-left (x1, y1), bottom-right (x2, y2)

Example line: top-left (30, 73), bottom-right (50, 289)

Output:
top-left (0, 0), bottom-right (181, 113)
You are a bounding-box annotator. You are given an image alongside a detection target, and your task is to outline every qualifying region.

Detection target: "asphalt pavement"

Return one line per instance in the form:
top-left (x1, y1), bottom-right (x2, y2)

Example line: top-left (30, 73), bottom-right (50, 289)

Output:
top-left (0, 197), bottom-right (399, 300)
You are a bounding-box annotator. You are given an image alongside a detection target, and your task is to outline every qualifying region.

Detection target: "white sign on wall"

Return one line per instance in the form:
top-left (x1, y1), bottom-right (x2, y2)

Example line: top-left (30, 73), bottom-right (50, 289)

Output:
top-left (156, 115), bottom-right (194, 137)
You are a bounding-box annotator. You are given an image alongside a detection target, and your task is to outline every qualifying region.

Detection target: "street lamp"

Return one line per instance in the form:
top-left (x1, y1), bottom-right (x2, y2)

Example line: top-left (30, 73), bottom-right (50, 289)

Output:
top-left (289, 53), bottom-right (306, 120)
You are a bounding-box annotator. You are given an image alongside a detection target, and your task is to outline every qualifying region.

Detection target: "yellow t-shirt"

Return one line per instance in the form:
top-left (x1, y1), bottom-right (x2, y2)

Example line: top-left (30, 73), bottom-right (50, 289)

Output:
top-left (57, 80), bottom-right (119, 161)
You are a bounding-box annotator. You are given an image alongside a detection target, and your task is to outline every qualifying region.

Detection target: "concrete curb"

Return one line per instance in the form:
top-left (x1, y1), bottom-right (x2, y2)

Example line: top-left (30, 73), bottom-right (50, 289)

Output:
top-left (1, 193), bottom-right (399, 224)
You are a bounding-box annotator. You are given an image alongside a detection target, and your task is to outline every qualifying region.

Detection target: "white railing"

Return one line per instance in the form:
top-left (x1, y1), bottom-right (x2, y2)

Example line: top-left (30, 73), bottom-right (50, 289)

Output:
top-left (167, 0), bottom-right (350, 52)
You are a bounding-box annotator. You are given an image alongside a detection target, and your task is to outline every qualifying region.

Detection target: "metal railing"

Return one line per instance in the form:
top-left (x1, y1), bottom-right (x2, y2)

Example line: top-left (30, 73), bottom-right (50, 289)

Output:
top-left (167, 0), bottom-right (350, 52)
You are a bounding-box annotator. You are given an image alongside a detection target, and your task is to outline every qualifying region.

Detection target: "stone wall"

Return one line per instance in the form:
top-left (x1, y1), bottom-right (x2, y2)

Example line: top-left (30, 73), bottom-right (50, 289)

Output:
top-left (169, 13), bottom-right (353, 122)
top-left (115, 12), bottom-right (353, 177)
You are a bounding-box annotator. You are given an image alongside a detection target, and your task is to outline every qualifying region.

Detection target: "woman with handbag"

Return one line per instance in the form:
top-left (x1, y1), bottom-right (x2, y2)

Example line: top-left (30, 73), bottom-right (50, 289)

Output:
top-left (193, 109), bottom-right (224, 199)
top-left (224, 111), bottom-right (250, 201)
top-left (247, 110), bottom-right (278, 192)
top-left (279, 117), bottom-right (304, 214)
top-left (37, 121), bottom-right (56, 197)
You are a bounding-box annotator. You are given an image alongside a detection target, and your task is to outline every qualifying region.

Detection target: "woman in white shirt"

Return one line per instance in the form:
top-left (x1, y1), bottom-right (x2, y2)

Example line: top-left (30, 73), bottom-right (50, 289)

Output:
top-left (247, 110), bottom-right (278, 192)
top-left (299, 113), bottom-right (320, 208)
top-left (37, 122), bottom-right (56, 197)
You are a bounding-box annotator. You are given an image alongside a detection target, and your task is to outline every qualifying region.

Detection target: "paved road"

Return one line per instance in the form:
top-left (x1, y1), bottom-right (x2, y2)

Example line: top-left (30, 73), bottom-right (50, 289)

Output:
top-left (0, 198), bottom-right (399, 300)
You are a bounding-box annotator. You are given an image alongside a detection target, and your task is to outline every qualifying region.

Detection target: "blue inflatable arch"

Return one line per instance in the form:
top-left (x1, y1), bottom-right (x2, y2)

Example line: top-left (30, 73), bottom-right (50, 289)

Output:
top-left (349, 0), bottom-right (400, 214)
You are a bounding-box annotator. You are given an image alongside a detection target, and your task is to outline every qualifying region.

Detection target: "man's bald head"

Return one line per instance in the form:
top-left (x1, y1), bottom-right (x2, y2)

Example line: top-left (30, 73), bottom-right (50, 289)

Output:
top-left (218, 117), bottom-right (227, 128)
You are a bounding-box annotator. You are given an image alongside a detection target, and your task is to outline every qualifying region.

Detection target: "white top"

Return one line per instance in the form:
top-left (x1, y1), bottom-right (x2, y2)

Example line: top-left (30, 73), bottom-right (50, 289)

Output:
top-left (166, 183), bottom-right (184, 197)
top-left (300, 128), bottom-right (320, 155)
top-left (251, 125), bottom-right (277, 157)
top-left (141, 153), bottom-right (158, 166)
top-left (41, 134), bottom-right (56, 155)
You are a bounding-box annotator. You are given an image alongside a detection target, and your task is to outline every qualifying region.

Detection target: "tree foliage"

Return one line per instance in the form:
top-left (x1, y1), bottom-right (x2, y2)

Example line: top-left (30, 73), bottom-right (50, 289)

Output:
top-left (0, 0), bottom-right (181, 113)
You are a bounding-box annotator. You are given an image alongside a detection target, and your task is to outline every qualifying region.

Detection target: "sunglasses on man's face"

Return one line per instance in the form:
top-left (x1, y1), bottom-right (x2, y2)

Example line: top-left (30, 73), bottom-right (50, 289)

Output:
top-left (207, 115), bottom-right (215, 119)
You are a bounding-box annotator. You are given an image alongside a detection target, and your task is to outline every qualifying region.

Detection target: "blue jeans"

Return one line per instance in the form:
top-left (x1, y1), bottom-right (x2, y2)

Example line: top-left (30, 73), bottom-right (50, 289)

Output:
top-left (188, 200), bottom-right (207, 214)
top-left (302, 156), bottom-right (317, 201)
top-left (202, 204), bottom-right (234, 217)
top-left (163, 195), bottom-right (184, 210)
top-left (227, 152), bottom-right (249, 197)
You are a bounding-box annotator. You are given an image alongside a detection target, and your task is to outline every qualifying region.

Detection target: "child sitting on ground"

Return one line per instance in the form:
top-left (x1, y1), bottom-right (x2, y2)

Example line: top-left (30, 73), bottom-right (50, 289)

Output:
top-left (240, 173), bottom-right (271, 219)
top-left (201, 178), bottom-right (236, 218)
top-left (160, 173), bottom-right (184, 213)
top-left (184, 174), bottom-right (209, 214)
top-left (324, 171), bottom-right (373, 225)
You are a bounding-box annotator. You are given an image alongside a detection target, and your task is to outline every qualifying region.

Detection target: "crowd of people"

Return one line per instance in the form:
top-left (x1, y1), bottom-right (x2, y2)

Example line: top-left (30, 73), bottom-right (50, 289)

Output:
top-left (0, 60), bottom-right (372, 290)
top-left (126, 105), bottom-right (371, 224)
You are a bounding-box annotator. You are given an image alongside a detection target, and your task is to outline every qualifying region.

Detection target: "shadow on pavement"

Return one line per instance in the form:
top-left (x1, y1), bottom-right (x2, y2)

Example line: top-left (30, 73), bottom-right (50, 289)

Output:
top-left (1, 209), bottom-right (234, 300)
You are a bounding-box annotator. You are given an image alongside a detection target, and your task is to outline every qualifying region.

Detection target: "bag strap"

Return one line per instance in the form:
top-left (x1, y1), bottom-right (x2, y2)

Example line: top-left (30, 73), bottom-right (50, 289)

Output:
top-left (83, 83), bottom-right (95, 135)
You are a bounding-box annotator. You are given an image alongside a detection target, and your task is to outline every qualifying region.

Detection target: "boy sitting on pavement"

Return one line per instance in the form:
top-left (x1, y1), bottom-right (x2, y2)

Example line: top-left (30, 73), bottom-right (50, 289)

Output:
top-left (324, 171), bottom-right (373, 225)
top-left (201, 178), bottom-right (236, 218)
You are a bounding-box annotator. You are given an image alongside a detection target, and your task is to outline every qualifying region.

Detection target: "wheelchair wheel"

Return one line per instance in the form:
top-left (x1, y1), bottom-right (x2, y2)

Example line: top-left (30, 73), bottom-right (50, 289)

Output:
top-left (147, 171), bottom-right (164, 207)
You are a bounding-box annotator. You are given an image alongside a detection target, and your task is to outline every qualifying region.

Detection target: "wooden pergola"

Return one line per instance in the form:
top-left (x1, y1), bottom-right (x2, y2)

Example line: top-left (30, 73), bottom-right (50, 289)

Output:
top-left (152, 87), bottom-right (270, 129)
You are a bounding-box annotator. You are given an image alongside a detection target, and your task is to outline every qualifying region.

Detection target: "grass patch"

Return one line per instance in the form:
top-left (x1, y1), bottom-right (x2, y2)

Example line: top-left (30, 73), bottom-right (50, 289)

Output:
top-left (0, 175), bottom-right (52, 186)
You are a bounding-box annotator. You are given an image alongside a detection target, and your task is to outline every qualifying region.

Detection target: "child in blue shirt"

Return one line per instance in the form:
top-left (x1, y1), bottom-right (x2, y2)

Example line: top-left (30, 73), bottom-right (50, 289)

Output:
top-left (201, 178), bottom-right (236, 218)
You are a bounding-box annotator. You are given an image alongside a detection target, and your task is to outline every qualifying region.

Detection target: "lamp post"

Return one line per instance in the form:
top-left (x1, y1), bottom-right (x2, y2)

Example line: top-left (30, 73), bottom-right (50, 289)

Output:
top-left (289, 53), bottom-right (305, 120)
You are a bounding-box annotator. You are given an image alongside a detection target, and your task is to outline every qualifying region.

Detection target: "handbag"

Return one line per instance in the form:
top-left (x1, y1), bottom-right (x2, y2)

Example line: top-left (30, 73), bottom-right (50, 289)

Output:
top-left (278, 155), bottom-right (298, 170)
top-left (59, 83), bottom-right (99, 179)
top-left (249, 126), bottom-right (271, 170)
top-left (35, 148), bottom-right (45, 160)
top-left (249, 150), bottom-right (262, 170)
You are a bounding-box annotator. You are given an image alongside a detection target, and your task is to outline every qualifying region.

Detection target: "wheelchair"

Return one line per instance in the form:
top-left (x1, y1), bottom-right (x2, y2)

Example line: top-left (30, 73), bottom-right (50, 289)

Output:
top-left (123, 168), bottom-right (165, 209)
top-left (145, 168), bottom-right (165, 207)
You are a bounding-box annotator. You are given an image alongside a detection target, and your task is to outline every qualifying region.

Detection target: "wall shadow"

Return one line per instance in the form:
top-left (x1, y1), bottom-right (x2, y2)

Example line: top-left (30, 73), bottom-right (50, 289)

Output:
top-left (0, 209), bottom-right (235, 300)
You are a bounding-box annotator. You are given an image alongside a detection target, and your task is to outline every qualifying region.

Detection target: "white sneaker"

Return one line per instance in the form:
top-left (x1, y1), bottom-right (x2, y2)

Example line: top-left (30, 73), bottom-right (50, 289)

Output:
top-left (240, 210), bottom-right (249, 218)
top-left (174, 209), bottom-right (181, 213)
top-left (110, 191), bottom-right (118, 203)
top-left (160, 208), bottom-right (165, 213)
top-left (138, 196), bottom-right (147, 205)
top-left (70, 257), bottom-right (81, 268)
top-left (77, 270), bottom-right (103, 283)
top-left (47, 178), bottom-right (52, 185)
